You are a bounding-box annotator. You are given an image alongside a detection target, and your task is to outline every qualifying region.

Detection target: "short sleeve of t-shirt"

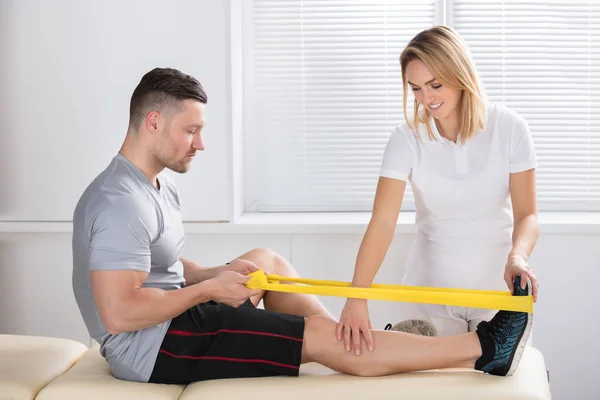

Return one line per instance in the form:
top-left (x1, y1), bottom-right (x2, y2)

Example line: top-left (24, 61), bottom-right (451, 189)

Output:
top-left (88, 198), bottom-right (153, 273)
top-left (380, 125), bottom-right (415, 182)
top-left (509, 114), bottom-right (538, 173)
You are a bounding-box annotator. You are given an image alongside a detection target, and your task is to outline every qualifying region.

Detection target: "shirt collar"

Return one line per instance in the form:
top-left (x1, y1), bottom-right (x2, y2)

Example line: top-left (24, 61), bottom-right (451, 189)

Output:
top-left (429, 116), bottom-right (465, 149)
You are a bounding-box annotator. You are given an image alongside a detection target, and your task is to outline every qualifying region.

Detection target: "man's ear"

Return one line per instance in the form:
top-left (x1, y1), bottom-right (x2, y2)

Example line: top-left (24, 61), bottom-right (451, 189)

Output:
top-left (144, 110), bottom-right (161, 133)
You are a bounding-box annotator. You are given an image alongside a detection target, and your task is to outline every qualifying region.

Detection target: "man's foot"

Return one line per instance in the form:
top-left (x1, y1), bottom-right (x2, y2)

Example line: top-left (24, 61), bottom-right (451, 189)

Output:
top-left (474, 275), bottom-right (533, 376)
top-left (384, 320), bottom-right (437, 336)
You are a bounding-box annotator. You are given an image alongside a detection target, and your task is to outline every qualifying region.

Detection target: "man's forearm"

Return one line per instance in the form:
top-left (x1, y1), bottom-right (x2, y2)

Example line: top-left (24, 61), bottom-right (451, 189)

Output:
top-left (180, 257), bottom-right (222, 286)
top-left (107, 280), bottom-right (214, 334)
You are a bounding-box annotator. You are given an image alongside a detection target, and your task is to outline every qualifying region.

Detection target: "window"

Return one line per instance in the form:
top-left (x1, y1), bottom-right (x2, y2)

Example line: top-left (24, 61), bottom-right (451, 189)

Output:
top-left (453, 0), bottom-right (600, 211)
top-left (243, 0), bottom-right (599, 212)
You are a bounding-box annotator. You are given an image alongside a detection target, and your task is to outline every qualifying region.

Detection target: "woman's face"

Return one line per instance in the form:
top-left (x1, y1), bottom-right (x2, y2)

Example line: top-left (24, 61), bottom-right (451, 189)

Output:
top-left (406, 59), bottom-right (463, 123)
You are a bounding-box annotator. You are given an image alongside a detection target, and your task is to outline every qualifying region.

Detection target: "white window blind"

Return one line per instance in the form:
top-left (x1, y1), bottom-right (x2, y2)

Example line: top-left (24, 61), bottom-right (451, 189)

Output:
top-left (245, 0), bottom-right (599, 212)
top-left (453, 0), bottom-right (600, 211)
top-left (247, 0), bottom-right (436, 212)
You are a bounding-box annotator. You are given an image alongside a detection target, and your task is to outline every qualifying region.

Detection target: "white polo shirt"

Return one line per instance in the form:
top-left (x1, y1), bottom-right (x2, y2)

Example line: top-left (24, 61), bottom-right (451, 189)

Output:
top-left (380, 103), bottom-right (537, 290)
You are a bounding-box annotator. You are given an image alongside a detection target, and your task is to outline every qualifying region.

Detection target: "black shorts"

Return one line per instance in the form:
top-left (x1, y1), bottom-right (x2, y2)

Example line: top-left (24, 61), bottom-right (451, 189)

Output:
top-left (148, 299), bottom-right (305, 384)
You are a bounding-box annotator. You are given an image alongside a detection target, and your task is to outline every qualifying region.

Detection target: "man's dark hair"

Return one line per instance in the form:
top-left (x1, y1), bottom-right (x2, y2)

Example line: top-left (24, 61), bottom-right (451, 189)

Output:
top-left (128, 67), bottom-right (207, 131)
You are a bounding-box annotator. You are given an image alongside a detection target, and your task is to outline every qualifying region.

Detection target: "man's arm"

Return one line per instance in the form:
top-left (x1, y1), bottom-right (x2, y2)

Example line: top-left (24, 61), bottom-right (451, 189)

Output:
top-left (85, 202), bottom-right (257, 335)
top-left (91, 268), bottom-right (259, 335)
top-left (91, 269), bottom-right (216, 335)
top-left (180, 257), bottom-right (223, 286)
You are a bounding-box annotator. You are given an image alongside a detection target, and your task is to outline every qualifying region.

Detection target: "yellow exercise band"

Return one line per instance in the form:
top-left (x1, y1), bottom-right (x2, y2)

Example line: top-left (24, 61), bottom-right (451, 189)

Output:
top-left (245, 270), bottom-right (533, 313)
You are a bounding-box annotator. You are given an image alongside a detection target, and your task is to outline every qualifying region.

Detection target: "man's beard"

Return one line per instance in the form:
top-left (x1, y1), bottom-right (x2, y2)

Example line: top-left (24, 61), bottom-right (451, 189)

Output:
top-left (157, 152), bottom-right (190, 174)
top-left (154, 129), bottom-right (191, 174)
top-left (166, 158), bottom-right (190, 174)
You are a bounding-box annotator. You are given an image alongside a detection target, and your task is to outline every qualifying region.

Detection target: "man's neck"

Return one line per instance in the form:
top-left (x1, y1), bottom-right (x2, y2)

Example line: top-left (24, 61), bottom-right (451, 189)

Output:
top-left (119, 135), bottom-right (162, 188)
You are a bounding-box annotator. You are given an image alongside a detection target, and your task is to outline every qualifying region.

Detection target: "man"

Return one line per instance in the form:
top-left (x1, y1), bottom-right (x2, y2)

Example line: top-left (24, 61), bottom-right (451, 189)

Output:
top-left (72, 67), bottom-right (533, 384)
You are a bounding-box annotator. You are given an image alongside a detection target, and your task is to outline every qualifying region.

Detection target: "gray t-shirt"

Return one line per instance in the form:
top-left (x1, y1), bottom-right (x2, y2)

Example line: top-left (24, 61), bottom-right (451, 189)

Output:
top-left (72, 153), bottom-right (186, 382)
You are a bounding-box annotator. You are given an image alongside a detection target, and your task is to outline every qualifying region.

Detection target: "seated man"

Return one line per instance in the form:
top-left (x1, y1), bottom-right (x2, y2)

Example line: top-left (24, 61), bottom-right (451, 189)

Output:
top-left (72, 67), bottom-right (533, 384)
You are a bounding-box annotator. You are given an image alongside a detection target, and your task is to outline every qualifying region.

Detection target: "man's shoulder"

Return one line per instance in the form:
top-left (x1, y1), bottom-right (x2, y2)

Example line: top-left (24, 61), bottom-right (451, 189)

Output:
top-left (73, 157), bottom-right (152, 227)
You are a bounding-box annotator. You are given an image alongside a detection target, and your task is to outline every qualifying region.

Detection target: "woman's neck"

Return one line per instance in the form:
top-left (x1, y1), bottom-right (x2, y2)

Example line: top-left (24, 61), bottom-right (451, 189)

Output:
top-left (435, 115), bottom-right (461, 143)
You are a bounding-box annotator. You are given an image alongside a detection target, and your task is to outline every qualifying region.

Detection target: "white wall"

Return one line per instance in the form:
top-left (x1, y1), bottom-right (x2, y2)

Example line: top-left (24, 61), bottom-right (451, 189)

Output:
top-left (0, 0), bottom-right (232, 222)
top-left (1, 1), bottom-right (599, 400)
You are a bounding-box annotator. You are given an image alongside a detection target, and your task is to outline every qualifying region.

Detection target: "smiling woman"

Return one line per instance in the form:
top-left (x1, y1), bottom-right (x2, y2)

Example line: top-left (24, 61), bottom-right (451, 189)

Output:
top-left (404, 60), bottom-right (465, 143)
top-left (337, 25), bottom-right (540, 349)
top-left (400, 26), bottom-right (487, 145)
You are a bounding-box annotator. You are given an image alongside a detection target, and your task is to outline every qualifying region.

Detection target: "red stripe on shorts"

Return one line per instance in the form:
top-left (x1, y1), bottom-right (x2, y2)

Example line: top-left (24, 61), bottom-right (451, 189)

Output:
top-left (158, 349), bottom-right (300, 370)
top-left (167, 329), bottom-right (303, 342)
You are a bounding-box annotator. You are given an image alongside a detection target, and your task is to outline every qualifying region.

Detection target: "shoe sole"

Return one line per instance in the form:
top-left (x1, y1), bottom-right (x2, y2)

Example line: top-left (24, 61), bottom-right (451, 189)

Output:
top-left (389, 320), bottom-right (437, 336)
top-left (506, 280), bottom-right (533, 376)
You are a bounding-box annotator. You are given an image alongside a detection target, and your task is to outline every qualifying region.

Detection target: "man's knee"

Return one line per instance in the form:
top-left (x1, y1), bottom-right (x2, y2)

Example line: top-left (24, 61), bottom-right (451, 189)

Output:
top-left (243, 248), bottom-right (276, 267)
top-left (246, 247), bottom-right (295, 274)
top-left (245, 247), bottom-right (275, 259)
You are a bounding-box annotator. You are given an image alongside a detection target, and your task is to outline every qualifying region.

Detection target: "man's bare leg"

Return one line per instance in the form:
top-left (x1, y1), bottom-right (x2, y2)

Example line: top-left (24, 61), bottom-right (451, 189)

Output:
top-left (302, 275), bottom-right (533, 377)
top-left (301, 315), bottom-right (478, 376)
top-left (234, 248), bottom-right (335, 319)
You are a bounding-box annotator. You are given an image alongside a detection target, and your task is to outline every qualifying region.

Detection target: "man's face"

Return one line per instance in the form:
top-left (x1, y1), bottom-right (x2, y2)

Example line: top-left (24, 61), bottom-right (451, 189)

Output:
top-left (153, 99), bottom-right (206, 174)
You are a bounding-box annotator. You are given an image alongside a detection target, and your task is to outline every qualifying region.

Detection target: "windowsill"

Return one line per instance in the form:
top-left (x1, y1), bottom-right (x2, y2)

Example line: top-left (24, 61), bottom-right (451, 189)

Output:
top-left (0, 212), bottom-right (599, 234)
top-left (211, 211), bottom-right (600, 234)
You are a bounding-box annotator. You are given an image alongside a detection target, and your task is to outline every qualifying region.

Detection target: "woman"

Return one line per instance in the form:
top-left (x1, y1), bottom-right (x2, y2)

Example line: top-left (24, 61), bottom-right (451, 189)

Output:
top-left (335, 26), bottom-right (540, 355)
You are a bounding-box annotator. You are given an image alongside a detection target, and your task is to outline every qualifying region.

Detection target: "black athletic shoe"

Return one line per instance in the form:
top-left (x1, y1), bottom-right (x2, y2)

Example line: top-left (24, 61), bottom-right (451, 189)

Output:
top-left (474, 275), bottom-right (533, 376)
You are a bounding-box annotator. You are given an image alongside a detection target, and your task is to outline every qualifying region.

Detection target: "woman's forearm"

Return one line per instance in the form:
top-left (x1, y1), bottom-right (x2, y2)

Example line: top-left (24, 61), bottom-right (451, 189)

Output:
top-left (351, 219), bottom-right (397, 287)
top-left (508, 213), bottom-right (539, 261)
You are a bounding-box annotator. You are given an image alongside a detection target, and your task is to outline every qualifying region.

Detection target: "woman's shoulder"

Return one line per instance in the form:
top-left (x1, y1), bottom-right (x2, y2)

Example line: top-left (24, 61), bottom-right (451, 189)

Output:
top-left (486, 102), bottom-right (529, 130)
top-left (392, 121), bottom-right (421, 143)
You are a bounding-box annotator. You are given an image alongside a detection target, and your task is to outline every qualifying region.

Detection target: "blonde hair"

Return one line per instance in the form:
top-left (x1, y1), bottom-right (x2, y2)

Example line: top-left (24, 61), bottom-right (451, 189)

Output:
top-left (400, 26), bottom-right (486, 144)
